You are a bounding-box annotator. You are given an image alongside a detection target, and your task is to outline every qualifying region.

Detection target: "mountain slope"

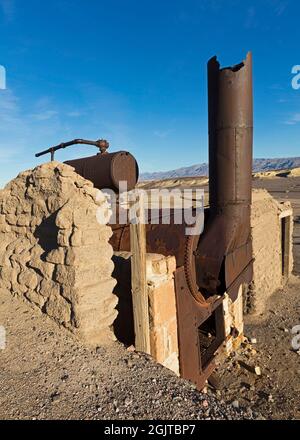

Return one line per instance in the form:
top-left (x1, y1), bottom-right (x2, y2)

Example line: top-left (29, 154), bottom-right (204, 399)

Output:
top-left (140, 157), bottom-right (300, 181)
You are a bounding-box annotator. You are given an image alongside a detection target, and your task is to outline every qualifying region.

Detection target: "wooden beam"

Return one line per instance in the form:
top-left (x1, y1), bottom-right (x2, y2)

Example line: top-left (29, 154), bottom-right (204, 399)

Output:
top-left (130, 192), bottom-right (151, 353)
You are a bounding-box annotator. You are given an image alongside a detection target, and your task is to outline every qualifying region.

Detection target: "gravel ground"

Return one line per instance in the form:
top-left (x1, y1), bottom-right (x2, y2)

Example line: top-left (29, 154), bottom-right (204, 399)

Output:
top-left (0, 289), bottom-right (252, 420)
top-left (212, 176), bottom-right (300, 420)
top-left (216, 276), bottom-right (300, 420)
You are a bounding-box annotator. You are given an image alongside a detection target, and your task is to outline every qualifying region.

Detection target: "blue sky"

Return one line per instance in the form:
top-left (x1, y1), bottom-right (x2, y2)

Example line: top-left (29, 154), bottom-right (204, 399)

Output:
top-left (0, 0), bottom-right (300, 186)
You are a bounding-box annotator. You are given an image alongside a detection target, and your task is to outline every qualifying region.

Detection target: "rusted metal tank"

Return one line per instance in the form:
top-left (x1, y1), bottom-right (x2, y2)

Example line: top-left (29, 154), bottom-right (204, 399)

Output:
top-left (65, 151), bottom-right (139, 192)
top-left (35, 138), bottom-right (139, 192)
top-left (111, 208), bottom-right (206, 303)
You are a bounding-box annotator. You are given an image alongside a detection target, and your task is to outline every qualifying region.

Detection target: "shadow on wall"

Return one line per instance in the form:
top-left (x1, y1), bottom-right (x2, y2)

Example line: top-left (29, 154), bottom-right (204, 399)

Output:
top-left (34, 211), bottom-right (59, 260)
top-left (112, 254), bottom-right (135, 347)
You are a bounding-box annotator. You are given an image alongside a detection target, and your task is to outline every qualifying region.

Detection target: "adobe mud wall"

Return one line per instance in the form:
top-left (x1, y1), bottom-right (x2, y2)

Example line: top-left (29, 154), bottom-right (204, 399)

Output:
top-left (223, 286), bottom-right (244, 355)
top-left (0, 162), bottom-right (117, 346)
top-left (245, 189), bottom-right (293, 314)
top-left (113, 252), bottom-right (179, 375)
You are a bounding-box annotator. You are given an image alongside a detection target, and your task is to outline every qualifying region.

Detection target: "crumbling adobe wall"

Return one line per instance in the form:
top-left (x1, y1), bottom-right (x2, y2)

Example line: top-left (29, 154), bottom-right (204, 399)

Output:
top-left (222, 286), bottom-right (244, 356)
top-left (0, 162), bottom-right (117, 346)
top-left (113, 251), bottom-right (179, 375)
top-left (245, 189), bottom-right (293, 314)
top-left (147, 254), bottom-right (179, 375)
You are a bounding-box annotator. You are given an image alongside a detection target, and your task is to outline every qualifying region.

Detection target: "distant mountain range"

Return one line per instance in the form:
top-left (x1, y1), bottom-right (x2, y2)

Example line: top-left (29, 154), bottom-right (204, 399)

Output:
top-left (140, 157), bottom-right (300, 181)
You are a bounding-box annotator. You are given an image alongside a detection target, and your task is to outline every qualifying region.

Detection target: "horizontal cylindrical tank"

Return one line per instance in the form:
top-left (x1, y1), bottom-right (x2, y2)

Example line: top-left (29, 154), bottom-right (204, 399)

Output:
top-left (65, 151), bottom-right (139, 192)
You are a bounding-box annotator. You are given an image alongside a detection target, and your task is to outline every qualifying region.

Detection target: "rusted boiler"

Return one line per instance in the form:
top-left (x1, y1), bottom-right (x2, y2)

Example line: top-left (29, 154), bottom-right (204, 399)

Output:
top-left (35, 53), bottom-right (253, 389)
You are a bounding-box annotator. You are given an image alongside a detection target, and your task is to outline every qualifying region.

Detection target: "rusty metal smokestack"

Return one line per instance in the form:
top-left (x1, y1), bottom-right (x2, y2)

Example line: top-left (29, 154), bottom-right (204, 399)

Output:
top-left (195, 52), bottom-right (253, 299)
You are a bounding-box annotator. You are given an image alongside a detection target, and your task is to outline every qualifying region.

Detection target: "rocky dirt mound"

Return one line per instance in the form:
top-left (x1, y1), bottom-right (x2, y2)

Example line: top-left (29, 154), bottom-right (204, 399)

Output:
top-left (0, 288), bottom-right (252, 420)
top-left (253, 167), bottom-right (300, 179)
top-left (137, 176), bottom-right (209, 190)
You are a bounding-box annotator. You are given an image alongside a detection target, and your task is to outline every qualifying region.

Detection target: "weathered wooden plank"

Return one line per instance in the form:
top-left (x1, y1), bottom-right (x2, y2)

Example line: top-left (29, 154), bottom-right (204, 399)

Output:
top-left (130, 193), bottom-right (150, 353)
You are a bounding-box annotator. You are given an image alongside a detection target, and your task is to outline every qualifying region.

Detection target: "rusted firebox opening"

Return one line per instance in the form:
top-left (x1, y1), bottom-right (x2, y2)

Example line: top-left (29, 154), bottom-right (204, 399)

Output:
top-left (198, 304), bottom-right (225, 369)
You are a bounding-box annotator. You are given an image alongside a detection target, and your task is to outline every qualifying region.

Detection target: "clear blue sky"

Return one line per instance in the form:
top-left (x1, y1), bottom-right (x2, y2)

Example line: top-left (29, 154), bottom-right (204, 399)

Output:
top-left (0, 0), bottom-right (300, 186)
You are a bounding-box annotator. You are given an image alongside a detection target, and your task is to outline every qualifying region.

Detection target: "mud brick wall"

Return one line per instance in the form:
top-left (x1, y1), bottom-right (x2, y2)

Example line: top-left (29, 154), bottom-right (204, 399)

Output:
top-left (113, 252), bottom-right (179, 375)
top-left (222, 286), bottom-right (244, 356)
top-left (246, 189), bottom-right (293, 314)
top-left (0, 162), bottom-right (117, 346)
top-left (147, 254), bottom-right (179, 375)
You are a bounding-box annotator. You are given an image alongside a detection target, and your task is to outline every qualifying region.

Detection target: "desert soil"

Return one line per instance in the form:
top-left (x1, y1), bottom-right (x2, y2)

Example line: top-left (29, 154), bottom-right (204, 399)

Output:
top-left (0, 288), bottom-right (249, 420)
top-left (213, 175), bottom-right (300, 420)
top-left (215, 274), bottom-right (300, 419)
top-left (0, 174), bottom-right (300, 420)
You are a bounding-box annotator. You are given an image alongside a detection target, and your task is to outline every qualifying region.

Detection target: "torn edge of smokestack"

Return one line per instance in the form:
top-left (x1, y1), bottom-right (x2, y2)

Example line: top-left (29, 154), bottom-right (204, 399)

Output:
top-left (208, 51), bottom-right (252, 73)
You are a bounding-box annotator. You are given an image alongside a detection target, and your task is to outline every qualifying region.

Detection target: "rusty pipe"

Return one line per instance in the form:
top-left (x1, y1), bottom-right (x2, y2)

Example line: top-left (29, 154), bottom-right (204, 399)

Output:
top-left (195, 52), bottom-right (253, 298)
top-left (35, 139), bottom-right (110, 160)
top-left (208, 53), bottom-right (253, 210)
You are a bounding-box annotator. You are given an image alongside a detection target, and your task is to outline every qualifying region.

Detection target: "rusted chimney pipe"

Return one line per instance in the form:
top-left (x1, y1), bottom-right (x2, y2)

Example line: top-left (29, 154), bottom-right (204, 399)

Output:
top-left (195, 52), bottom-right (253, 299)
